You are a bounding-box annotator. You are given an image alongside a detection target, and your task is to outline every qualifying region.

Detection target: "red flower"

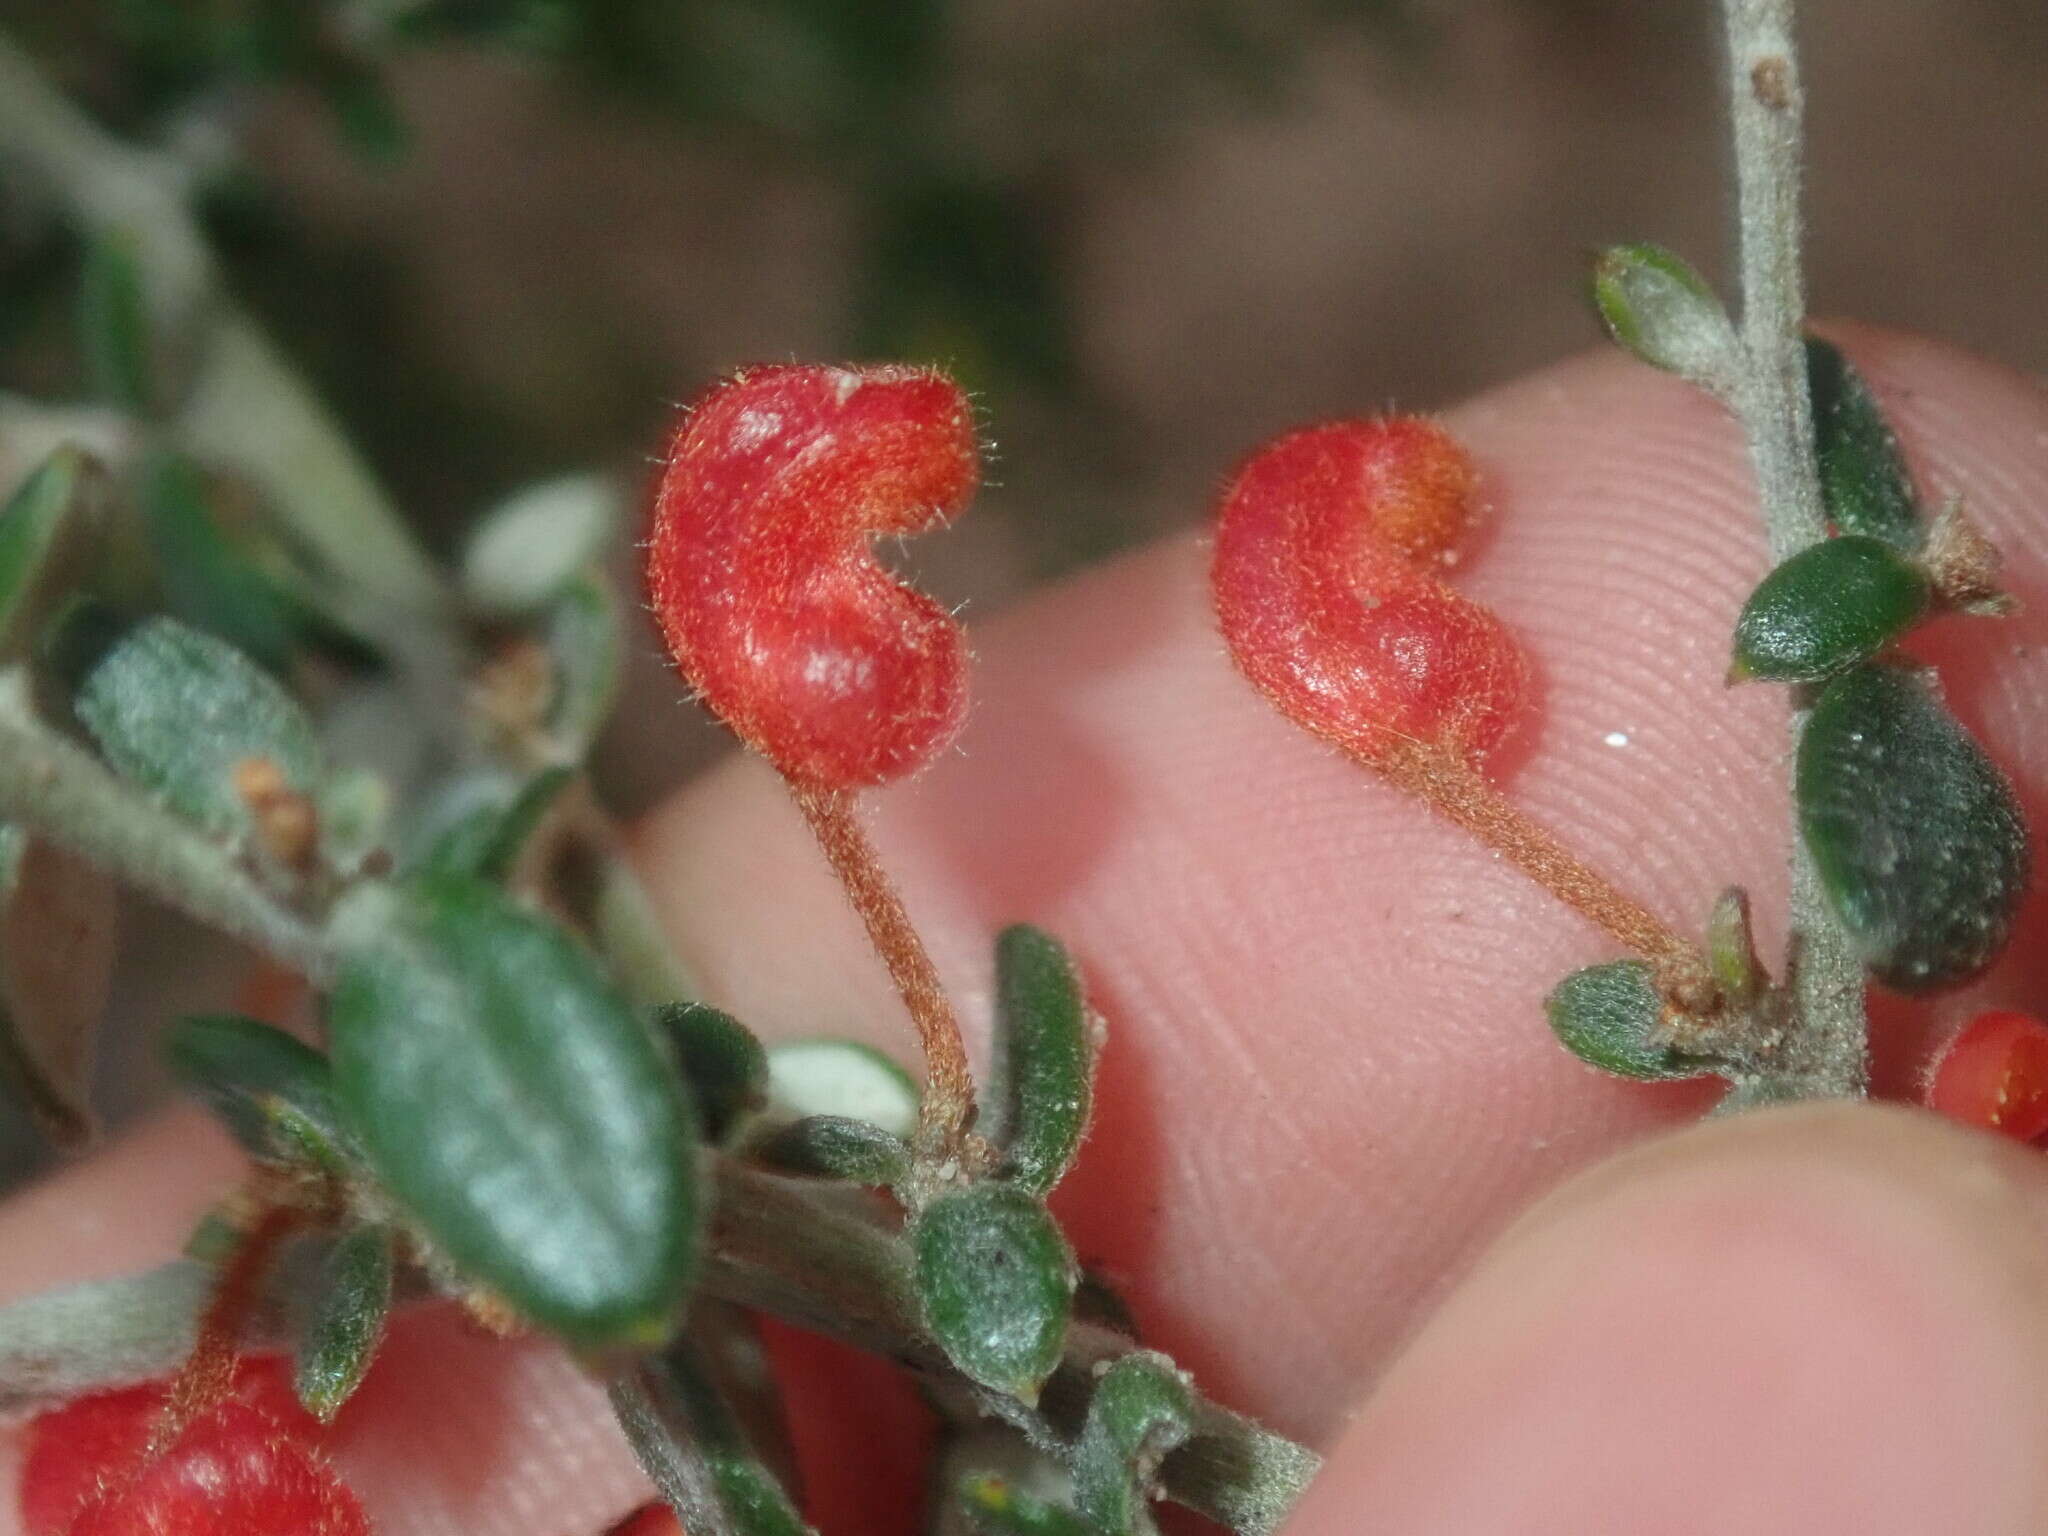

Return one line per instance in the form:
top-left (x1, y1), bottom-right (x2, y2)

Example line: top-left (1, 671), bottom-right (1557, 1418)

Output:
top-left (647, 364), bottom-right (980, 788)
top-left (1211, 416), bottom-right (1529, 770)
top-left (22, 1357), bottom-right (367, 1536)
top-left (1927, 1010), bottom-right (2048, 1143)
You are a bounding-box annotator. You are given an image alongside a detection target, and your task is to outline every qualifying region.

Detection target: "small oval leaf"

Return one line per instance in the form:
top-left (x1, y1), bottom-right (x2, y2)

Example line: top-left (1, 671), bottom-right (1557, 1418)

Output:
top-left (140, 452), bottom-right (305, 671)
top-left (544, 571), bottom-right (623, 759)
top-left (958, 1475), bottom-right (1094, 1536)
top-left (74, 616), bottom-right (322, 841)
top-left (1798, 663), bottom-right (2030, 991)
top-left (0, 448), bottom-right (104, 662)
top-left (1590, 243), bottom-right (1738, 388)
top-left (1545, 961), bottom-right (1709, 1081)
top-left (328, 875), bottom-right (700, 1348)
top-left (913, 1184), bottom-right (1074, 1403)
top-left (988, 925), bottom-right (1096, 1197)
top-left (461, 474), bottom-right (620, 618)
top-left (1074, 1352), bottom-right (1195, 1536)
top-left (418, 765), bottom-right (573, 884)
top-left (752, 1114), bottom-right (909, 1186)
top-left (1730, 535), bottom-right (1931, 683)
top-left (79, 230), bottom-right (154, 414)
top-left (0, 833), bottom-right (115, 1148)
top-left (295, 1225), bottom-right (394, 1421)
top-left (165, 1013), bottom-right (348, 1166)
top-left (1805, 337), bottom-right (1921, 551)
top-left (651, 1001), bottom-right (768, 1145)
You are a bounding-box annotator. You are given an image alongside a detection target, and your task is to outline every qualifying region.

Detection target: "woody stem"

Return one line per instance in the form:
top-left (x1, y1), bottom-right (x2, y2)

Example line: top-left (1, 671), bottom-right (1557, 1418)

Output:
top-left (788, 782), bottom-right (977, 1166)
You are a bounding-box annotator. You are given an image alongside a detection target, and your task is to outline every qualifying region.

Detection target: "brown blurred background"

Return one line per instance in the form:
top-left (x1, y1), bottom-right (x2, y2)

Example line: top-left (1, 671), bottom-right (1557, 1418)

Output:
top-left (0, 0), bottom-right (2043, 1170)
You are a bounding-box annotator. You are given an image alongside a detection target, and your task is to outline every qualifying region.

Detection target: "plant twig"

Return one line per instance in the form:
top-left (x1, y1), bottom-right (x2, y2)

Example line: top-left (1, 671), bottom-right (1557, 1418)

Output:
top-left (1718, 0), bottom-right (1867, 1097)
top-left (788, 783), bottom-right (980, 1171)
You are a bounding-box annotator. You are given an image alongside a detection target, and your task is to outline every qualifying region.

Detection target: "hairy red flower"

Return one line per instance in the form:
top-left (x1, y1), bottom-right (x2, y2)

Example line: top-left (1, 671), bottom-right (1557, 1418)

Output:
top-left (604, 1503), bottom-right (683, 1536)
top-left (1211, 416), bottom-right (1529, 769)
top-left (647, 363), bottom-right (980, 788)
top-left (1927, 1009), bottom-right (2048, 1143)
top-left (22, 1357), bottom-right (365, 1536)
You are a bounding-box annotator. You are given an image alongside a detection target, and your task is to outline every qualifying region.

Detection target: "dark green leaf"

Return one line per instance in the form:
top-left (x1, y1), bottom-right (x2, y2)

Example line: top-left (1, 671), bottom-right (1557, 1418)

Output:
top-left (165, 1013), bottom-right (348, 1166)
top-left (988, 925), bottom-right (1095, 1196)
top-left (1798, 663), bottom-right (2030, 991)
top-left (1074, 1352), bottom-right (1195, 1536)
top-left (295, 1225), bottom-right (394, 1421)
top-left (78, 231), bottom-right (153, 414)
top-left (913, 1184), bottom-right (1074, 1402)
top-left (612, 1344), bottom-right (813, 1536)
top-left (0, 832), bottom-right (115, 1149)
top-left (0, 448), bottom-right (104, 662)
top-left (752, 1114), bottom-right (908, 1186)
top-left (1589, 243), bottom-right (1738, 387)
top-left (1805, 337), bottom-right (1921, 551)
top-left (957, 1474), bottom-right (1094, 1536)
top-left (419, 765), bottom-right (573, 884)
top-left (1545, 961), bottom-right (1708, 1081)
top-left (327, 875), bottom-right (699, 1347)
top-left (74, 616), bottom-right (321, 841)
top-left (140, 453), bottom-right (302, 670)
top-left (651, 1002), bottom-right (768, 1144)
top-left (1730, 535), bottom-right (1930, 683)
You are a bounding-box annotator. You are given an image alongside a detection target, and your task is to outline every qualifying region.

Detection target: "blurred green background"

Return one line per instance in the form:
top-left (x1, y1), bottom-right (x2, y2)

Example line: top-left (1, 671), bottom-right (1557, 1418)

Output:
top-left (1, 0), bottom-right (2044, 1174)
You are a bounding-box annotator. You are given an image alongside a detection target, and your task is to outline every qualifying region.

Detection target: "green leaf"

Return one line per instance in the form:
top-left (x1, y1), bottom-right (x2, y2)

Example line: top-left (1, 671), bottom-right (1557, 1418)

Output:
top-left (164, 1013), bottom-right (348, 1166)
top-left (295, 1225), bottom-right (394, 1421)
top-left (327, 875), bottom-right (700, 1348)
top-left (419, 765), bottom-right (573, 884)
top-left (1073, 1353), bottom-right (1195, 1536)
top-left (1545, 961), bottom-right (1709, 1081)
top-left (316, 768), bottom-right (391, 879)
top-left (0, 448), bottom-right (104, 662)
top-left (651, 1002), bottom-right (769, 1145)
top-left (78, 230), bottom-right (153, 414)
top-left (543, 571), bottom-right (623, 758)
top-left (74, 616), bottom-right (321, 841)
top-left (764, 1039), bottom-right (918, 1139)
top-left (752, 1115), bottom-right (909, 1186)
top-left (0, 831), bottom-right (115, 1149)
top-left (461, 474), bottom-right (620, 618)
top-left (987, 925), bottom-right (1096, 1196)
top-left (1805, 337), bottom-right (1921, 551)
top-left (1730, 535), bottom-right (1931, 683)
top-left (1798, 662), bottom-right (2030, 991)
top-left (1589, 244), bottom-right (1738, 389)
top-left (913, 1184), bottom-right (1074, 1402)
top-left (957, 1474), bottom-right (1094, 1536)
top-left (1703, 887), bottom-right (1765, 1005)
top-left (140, 453), bottom-right (303, 671)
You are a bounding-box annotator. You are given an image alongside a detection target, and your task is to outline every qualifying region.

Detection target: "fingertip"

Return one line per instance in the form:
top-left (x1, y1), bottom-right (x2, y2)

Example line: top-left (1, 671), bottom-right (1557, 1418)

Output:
top-left (1289, 1103), bottom-right (2048, 1535)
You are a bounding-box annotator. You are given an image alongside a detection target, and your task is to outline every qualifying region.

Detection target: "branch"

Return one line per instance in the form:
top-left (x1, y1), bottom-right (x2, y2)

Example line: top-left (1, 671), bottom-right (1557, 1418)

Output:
top-left (1718, 0), bottom-right (1867, 1097)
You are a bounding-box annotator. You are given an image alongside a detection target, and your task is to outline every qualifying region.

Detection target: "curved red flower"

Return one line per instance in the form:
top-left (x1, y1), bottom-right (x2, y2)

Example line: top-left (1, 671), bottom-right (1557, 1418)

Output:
top-left (1211, 416), bottom-right (1528, 770)
top-left (647, 364), bottom-right (980, 788)
top-left (1927, 1009), bottom-right (2048, 1142)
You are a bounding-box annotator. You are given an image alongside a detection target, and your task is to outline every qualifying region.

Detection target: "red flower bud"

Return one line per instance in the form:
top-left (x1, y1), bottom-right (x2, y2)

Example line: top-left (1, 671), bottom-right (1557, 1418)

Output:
top-left (1211, 416), bottom-right (1529, 769)
top-left (647, 364), bottom-right (980, 788)
top-left (1927, 1009), bottom-right (2048, 1143)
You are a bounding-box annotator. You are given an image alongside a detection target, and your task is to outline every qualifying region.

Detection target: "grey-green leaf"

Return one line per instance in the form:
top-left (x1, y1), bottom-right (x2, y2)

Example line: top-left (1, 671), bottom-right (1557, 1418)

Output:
top-left (957, 1475), bottom-right (1094, 1536)
top-left (651, 1002), bottom-right (769, 1145)
top-left (1545, 961), bottom-right (1706, 1081)
top-left (75, 616), bottom-right (321, 840)
top-left (1798, 663), bottom-right (2030, 991)
top-left (165, 1013), bottom-right (349, 1166)
top-left (913, 1184), bottom-right (1074, 1403)
top-left (140, 453), bottom-right (303, 670)
top-left (327, 875), bottom-right (700, 1348)
top-left (988, 925), bottom-right (1096, 1196)
top-left (0, 448), bottom-right (104, 662)
top-left (1805, 337), bottom-right (1921, 551)
top-left (295, 1226), bottom-right (394, 1421)
top-left (1730, 535), bottom-right (1931, 683)
top-left (752, 1114), bottom-right (909, 1186)
top-left (1589, 244), bottom-right (1739, 389)
top-left (543, 571), bottom-right (623, 759)
top-left (419, 765), bottom-right (573, 884)
top-left (1074, 1352), bottom-right (1196, 1536)
top-left (461, 474), bottom-right (620, 618)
